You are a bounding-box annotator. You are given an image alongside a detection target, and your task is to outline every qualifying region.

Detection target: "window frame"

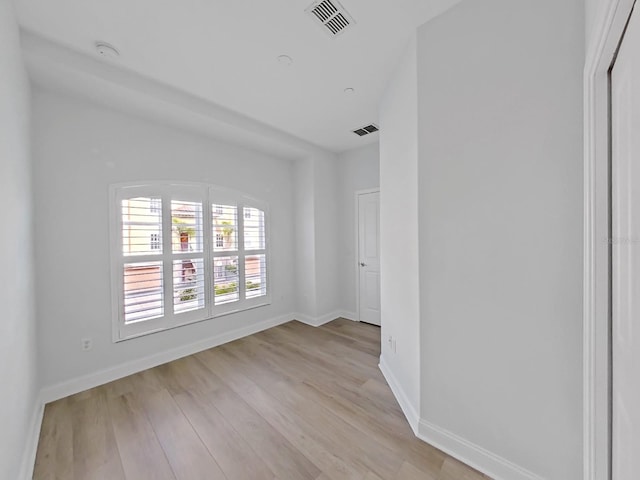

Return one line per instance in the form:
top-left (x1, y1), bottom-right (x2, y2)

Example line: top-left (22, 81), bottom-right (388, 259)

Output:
top-left (109, 181), bottom-right (271, 342)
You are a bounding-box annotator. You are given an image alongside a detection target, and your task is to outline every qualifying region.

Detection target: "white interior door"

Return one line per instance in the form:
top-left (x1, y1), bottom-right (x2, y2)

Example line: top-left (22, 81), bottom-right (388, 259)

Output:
top-left (611, 6), bottom-right (640, 479)
top-left (357, 191), bottom-right (380, 326)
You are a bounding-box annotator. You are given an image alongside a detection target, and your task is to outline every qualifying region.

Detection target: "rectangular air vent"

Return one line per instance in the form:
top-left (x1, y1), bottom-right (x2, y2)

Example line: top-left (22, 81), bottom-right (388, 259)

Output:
top-left (353, 124), bottom-right (379, 137)
top-left (306, 0), bottom-right (355, 37)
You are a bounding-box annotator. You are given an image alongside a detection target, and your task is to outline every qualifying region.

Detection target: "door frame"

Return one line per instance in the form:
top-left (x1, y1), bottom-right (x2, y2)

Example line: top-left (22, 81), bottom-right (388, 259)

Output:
top-left (585, 1), bottom-right (635, 479)
top-left (355, 188), bottom-right (380, 324)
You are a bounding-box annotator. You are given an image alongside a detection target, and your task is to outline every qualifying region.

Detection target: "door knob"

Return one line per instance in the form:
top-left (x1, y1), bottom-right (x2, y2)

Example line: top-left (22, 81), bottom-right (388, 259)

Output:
top-left (360, 262), bottom-right (366, 267)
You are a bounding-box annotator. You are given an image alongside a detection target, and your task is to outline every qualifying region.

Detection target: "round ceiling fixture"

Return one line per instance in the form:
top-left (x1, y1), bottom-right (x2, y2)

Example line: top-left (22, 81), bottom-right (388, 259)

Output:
top-left (277, 55), bottom-right (293, 66)
top-left (344, 87), bottom-right (355, 94)
top-left (95, 42), bottom-right (120, 59)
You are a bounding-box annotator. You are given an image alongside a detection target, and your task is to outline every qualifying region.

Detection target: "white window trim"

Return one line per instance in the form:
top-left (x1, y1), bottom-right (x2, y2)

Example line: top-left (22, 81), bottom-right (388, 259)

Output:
top-left (109, 181), bottom-right (271, 342)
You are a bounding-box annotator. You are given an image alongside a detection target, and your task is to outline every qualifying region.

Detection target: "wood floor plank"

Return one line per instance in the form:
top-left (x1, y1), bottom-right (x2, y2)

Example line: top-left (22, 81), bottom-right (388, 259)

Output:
top-left (70, 391), bottom-right (125, 480)
top-left (188, 367), bottom-right (321, 480)
top-left (437, 457), bottom-right (488, 480)
top-left (230, 329), bottom-right (412, 447)
top-left (33, 400), bottom-right (74, 480)
top-left (152, 354), bottom-right (221, 396)
top-left (250, 328), bottom-right (373, 387)
top-left (197, 350), bottom-right (369, 480)
top-left (173, 388), bottom-right (276, 480)
top-left (241, 325), bottom-right (436, 470)
top-left (231, 331), bottom-right (396, 429)
top-left (281, 321), bottom-right (363, 351)
top-left (262, 326), bottom-right (383, 383)
top-left (96, 375), bottom-right (137, 399)
top-left (34, 319), bottom-right (492, 480)
top-left (396, 460), bottom-right (438, 480)
top-left (203, 345), bottom-right (403, 479)
top-left (320, 318), bottom-right (382, 344)
top-left (402, 444), bottom-right (447, 479)
top-left (287, 320), bottom-right (381, 356)
top-left (217, 329), bottom-right (450, 480)
top-left (138, 388), bottom-right (226, 480)
top-left (217, 327), bottom-right (417, 455)
top-left (360, 377), bottom-right (402, 405)
top-left (363, 472), bottom-right (385, 480)
top-left (99, 367), bottom-right (166, 400)
top-left (106, 393), bottom-right (175, 480)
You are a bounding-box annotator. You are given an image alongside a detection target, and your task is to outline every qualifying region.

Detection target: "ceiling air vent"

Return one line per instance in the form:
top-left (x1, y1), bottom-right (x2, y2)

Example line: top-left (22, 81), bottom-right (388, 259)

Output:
top-left (306, 0), bottom-right (355, 37)
top-left (353, 124), bottom-right (379, 137)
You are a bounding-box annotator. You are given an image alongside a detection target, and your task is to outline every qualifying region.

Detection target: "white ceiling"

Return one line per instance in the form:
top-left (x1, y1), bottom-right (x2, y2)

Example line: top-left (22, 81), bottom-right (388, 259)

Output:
top-left (15, 0), bottom-right (461, 153)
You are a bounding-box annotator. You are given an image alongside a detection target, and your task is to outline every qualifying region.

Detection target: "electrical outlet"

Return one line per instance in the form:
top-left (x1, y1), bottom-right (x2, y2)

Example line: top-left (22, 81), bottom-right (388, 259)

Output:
top-left (81, 338), bottom-right (93, 351)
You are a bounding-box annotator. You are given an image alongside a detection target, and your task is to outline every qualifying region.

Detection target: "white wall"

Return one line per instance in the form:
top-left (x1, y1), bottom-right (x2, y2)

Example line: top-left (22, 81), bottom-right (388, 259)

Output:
top-left (416, 1), bottom-right (583, 479)
top-left (378, 34), bottom-right (422, 421)
top-left (336, 143), bottom-right (380, 318)
top-left (293, 158), bottom-right (318, 318)
top-left (32, 89), bottom-right (297, 389)
top-left (0, 1), bottom-right (39, 479)
top-left (585, 0), bottom-right (609, 51)
top-left (291, 152), bottom-right (345, 323)
top-left (312, 155), bottom-right (342, 316)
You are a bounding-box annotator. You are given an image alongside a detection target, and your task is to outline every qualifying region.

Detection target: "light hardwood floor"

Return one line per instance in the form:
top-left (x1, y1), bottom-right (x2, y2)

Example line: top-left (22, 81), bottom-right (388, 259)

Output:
top-left (34, 319), bottom-right (491, 480)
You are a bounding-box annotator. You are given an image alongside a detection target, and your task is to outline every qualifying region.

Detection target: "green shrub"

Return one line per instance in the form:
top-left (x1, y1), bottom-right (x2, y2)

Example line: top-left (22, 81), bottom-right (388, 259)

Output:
top-left (215, 282), bottom-right (237, 295)
top-left (179, 288), bottom-right (197, 301)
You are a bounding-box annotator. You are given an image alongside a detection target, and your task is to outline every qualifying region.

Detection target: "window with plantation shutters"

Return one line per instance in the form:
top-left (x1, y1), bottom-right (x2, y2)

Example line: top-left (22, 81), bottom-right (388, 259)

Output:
top-left (110, 182), bottom-right (270, 341)
top-left (243, 207), bottom-right (267, 299)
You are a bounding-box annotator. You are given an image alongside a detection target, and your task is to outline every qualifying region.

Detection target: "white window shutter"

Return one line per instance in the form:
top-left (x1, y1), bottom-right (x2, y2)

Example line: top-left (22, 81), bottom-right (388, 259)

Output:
top-left (111, 183), bottom-right (271, 341)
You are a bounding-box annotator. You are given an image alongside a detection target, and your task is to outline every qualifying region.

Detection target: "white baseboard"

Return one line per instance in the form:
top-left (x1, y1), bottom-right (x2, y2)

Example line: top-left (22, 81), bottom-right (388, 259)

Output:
top-left (379, 356), bottom-right (541, 480)
top-left (294, 310), bottom-right (343, 327)
top-left (40, 313), bottom-right (294, 403)
top-left (293, 313), bottom-right (322, 326)
top-left (378, 355), bottom-right (420, 435)
top-left (294, 310), bottom-right (359, 326)
top-left (337, 310), bottom-right (358, 322)
top-left (19, 393), bottom-right (45, 480)
top-left (417, 420), bottom-right (544, 480)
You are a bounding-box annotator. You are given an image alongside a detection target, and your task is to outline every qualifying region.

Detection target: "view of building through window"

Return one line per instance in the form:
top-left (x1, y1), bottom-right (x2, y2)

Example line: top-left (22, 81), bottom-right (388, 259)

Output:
top-left (115, 185), bottom-right (268, 339)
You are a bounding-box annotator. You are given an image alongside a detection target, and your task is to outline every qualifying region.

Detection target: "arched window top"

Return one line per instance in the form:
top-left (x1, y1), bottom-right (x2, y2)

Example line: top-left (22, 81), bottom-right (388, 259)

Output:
top-left (110, 181), bottom-right (270, 341)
